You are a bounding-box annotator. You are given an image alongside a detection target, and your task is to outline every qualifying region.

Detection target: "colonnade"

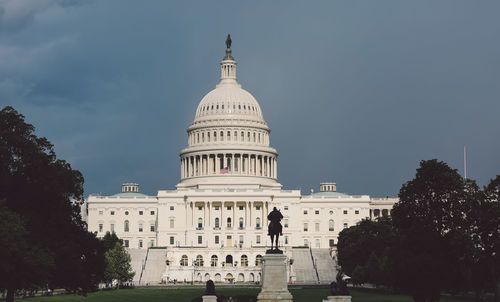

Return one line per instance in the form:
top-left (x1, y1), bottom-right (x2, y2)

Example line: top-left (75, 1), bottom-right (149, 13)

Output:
top-left (181, 153), bottom-right (277, 179)
top-left (185, 201), bottom-right (269, 232)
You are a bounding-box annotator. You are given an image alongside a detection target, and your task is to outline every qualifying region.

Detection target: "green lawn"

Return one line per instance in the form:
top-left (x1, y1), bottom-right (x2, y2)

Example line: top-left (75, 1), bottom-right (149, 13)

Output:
top-left (22, 287), bottom-right (477, 302)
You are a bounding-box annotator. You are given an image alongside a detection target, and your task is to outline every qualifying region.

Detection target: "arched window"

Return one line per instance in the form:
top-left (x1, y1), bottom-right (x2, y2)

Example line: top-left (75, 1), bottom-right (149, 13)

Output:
top-left (220, 131), bottom-right (224, 141)
top-left (195, 255), bottom-right (204, 267)
top-left (214, 131), bottom-right (217, 141)
top-left (226, 254), bottom-right (233, 265)
top-left (382, 209), bottom-right (389, 217)
top-left (211, 255), bottom-right (218, 267)
top-left (215, 217), bottom-right (220, 228)
top-left (241, 255), bottom-right (248, 267)
top-left (198, 217), bottom-right (203, 229)
top-left (227, 217), bottom-right (232, 228)
top-left (124, 220), bottom-right (129, 232)
top-left (255, 255), bottom-right (263, 266)
top-left (256, 217), bottom-right (261, 228)
top-left (239, 217), bottom-right (244, 229)
top-left (180, 255), bottom-right (188, 266)
top-left (329, 219), bottom-right (334, 231)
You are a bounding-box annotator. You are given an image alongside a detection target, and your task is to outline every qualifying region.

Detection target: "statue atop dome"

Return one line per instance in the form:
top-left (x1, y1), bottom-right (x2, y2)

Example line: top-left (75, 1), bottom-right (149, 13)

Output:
top-left (224, 34), bottom-right (234, 60)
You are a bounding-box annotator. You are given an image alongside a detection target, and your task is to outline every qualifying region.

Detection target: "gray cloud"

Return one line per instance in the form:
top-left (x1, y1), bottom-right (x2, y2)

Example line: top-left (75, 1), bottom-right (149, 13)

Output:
top-left (0, 0), bottom-right (499, 197)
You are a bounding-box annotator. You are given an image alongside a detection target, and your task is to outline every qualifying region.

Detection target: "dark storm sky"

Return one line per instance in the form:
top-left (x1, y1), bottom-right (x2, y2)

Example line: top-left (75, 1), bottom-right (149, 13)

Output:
top-left (1, 0), bottom-right (499, 197)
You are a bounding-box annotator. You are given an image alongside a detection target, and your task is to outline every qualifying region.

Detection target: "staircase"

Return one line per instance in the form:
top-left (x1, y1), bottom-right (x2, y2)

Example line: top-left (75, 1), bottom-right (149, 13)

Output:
top-left (311, 249), bottom-right (337, 284)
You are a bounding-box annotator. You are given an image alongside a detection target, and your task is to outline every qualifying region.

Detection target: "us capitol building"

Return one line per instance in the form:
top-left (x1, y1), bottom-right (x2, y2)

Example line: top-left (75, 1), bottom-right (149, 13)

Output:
top-left (86, 37), bottom-right (397, 285)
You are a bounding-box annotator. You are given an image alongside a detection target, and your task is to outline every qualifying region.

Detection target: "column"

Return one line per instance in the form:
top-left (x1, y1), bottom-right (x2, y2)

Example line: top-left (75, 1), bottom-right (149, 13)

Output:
top-left (245, 202), bottom-right (248, 227)
top-left (204, 202), bottom-right (207, 227)
top-left (268, 157), bottom-right (271, 177)
top-left (180, 159), bottom-right (183, 178)
top-left (249, 202), bottom-right (252, 227)
top-left (216, 154), bottom-right (220, 174)
top-left (274, 157), bottom-right (277, 178)
top-left (223, 154), bottom-right (226, 171)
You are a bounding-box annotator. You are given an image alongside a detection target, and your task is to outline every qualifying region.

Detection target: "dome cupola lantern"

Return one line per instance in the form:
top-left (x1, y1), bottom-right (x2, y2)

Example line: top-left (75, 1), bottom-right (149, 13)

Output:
top-left (219, 34), bottom-right (237, 85)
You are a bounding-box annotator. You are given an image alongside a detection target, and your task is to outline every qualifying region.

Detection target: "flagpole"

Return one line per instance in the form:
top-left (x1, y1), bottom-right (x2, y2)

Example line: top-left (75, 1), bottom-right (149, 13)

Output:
top-left (464, 146), bottom-right (467, 179)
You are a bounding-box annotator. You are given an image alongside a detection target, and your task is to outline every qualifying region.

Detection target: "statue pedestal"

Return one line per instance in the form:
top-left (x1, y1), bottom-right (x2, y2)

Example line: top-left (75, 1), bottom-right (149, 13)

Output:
top-left (325, 296), bottom-right (351, 302)
top-left (257, 254), bottom-right (293, 302)
top-left (202, 295), bottom-right (217, 302)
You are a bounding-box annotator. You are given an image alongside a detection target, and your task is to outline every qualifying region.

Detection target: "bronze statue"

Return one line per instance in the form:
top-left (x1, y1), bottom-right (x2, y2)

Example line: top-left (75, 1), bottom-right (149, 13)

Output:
top-left (205, 280), bottom-right (216, 295)
top-left (226, 34), bottom-right (232, 49)
top-left (330, 269), bottom-right (350, 296)
top-left (267, 207), bottom-right (283, 253)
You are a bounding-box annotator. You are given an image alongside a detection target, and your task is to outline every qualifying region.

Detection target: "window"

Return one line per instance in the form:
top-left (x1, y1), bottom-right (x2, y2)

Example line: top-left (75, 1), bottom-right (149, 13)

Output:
top-left (124, 240), bottom-right (129, 247)
top-left (215, 206), bottom-right (219, 210)
top-left (239, 217), bottom-right (244, 229)
top-left (315, 239), bottom-right (320, 248)
top-left (315, 222), bottom-right (320, 232)
top-left (343, 223), bottom-right (348, 229)
top-left (304, 239), bottom-right (309, 247)
top-left (284, 236), bottom-right (289, 245)
top-left (329, 210), bottom-right (334, 215)
top-left (150, 224), bottom-right (155, 232)
top-left (110, 223), bottom-right (115, 232)
top-left (211, 255), bottom-right (218, 267)
top-left (170, 218), bottom-right (175, 228)
top-left (215, 235), bottom-right (219, 244)
top-left (303, 210), bottom-right (308, 215)
top-left (227, 217), bottom-right (232, 228)
top-left (284, 218), bottom-right (289, 228)
top-left (170, 206), bottom-right (174, 211)
top-left (374, 209), bottom-right (380, 217)
top-left (180, 255), bottom-right (188, 266)
top-left (198, 217), bottom-right (203, 229)
top-left (256, 255), bottom-right (263, 266)
top-left (110, 211), bottom-right (115, 215)
top-left (215, 217), bottom-right (220, 228)
top-left (256, 235), bottom-right (261, 244)
top-left (329, 239), bottom-right (335, 247)
top-left (139, 223), bottom-right (143, 232)
top-left (304, 223), bottom-right (308, 232)
top-left (239, 206), bottom-right (244, 210)
top-left (315, 210), bottom-right (319, 215)
top-left (329, 220), bottom-right (334, 231)
top-left (99, 210), bottom-right (103, 215)
top-left (382, 209), bottom-right (389, 216)
top-left (124, 220), bottom-right (129, 232)
top-left (198, 206), bottom-right (202, 211)
top-left (150, 240), bottom-right (154, 247)
top-left (227, 206), bottom-right (232, 210)
top-left (284, 206), bottom-right (288, 210)
top-left (343, 210), bottom-right (348, 215)
top-left (98, 224), bottom-right (103, 232)
top-left (139, 240), bottom-right (143, 248)
top-left (241, 255), bottom-right (248, 267)
top-left (170, 236), bottom-right (174, 245)
top-left (355, 210), bottom-right (359, 215)
top-left (220, 131), bottom-right (224, 141)
top-left (256, 206), bottom-right (261, 210)
top-left (198, 236), bottom-right (203, 244)
top-left (125, 211), bottom-right (129, 215)
top-left (239, 235), bottom-right (244, 244)
top-left (139, 211), bottom-right (143, 215)
top-left (256, 217), bottom-right (261, 228)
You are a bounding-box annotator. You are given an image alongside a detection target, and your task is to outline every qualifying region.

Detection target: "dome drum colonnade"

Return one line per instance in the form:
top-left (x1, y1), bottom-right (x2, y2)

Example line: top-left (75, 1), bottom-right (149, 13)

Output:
top-left (179, 37), bottom-right (279, 186)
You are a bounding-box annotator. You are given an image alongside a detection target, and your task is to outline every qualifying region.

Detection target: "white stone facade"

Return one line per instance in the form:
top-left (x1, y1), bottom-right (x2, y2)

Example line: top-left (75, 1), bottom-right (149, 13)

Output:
top-left (86, 40), bottom-right (398, 284)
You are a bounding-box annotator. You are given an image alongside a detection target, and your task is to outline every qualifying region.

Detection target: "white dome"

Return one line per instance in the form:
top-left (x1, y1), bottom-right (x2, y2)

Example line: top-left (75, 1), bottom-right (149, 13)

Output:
top-left (194, 85), bottom-right (264, 122)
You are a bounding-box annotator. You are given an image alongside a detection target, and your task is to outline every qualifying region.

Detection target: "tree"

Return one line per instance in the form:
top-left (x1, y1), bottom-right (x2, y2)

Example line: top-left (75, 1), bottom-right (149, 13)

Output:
top-left (0, 106), bottom-right (105, 301)
top-left (337, 217), bottom-right (394, 287)
top-left (103, 242), bottom-right (135, 287)
top-left (391, 159), bottom-right (474, 302)
top-left (102, 231), bottom-right (123, 251)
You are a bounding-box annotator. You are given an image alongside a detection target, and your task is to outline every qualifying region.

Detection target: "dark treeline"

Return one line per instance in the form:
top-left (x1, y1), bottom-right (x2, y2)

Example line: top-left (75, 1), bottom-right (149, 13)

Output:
top-left (337, 159), bottom-right (500, 302)
top-left (0, 107), bottom-right (133, 302)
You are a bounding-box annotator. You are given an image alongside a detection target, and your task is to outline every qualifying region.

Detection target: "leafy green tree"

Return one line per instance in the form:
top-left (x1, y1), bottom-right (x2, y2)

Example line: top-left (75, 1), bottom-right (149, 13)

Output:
top-left (391, 159), bottom-right (474, 302)
top-left (337, 217), bottom-right (394, 287)
top-left (104, 242), bottom-right (135, 287)
top-left (102, 231), bottom-right (123, 251)
top-left (0, 106), bottom-right (105, 300)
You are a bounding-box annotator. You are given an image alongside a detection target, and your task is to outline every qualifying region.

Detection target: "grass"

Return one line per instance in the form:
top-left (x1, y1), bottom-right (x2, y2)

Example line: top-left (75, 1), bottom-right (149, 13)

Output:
top-left (21, 287), bottom-right (478, 302)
